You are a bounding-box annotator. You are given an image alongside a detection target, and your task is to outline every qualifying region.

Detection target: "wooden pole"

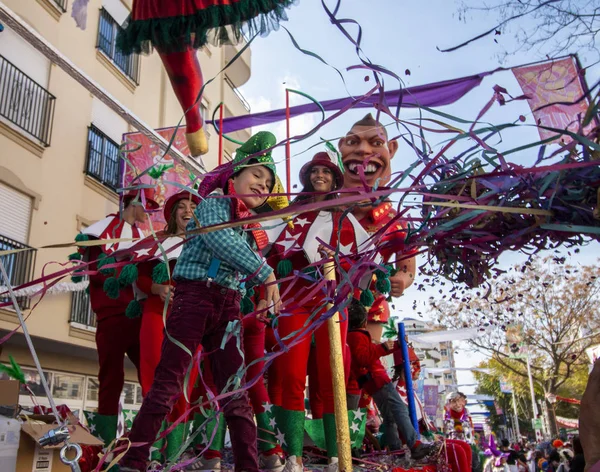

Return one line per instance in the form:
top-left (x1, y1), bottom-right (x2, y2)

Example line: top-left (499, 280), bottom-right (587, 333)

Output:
top-left (285, 89), bottom-right (291, 196)
top-left (323, 260), bottom-right (352, 471)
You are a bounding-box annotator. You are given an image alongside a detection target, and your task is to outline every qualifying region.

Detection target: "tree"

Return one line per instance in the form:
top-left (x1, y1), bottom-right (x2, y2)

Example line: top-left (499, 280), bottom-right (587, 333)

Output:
top-left (430, 256), bottom-right (600, 436)
top-left (452, 0), bottom-right (600, 58)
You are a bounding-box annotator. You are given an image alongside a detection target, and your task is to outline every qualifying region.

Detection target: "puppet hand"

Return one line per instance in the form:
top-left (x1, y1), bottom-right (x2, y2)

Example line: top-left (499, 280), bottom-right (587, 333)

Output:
top-left (389, 272), bottom-right (407, 297)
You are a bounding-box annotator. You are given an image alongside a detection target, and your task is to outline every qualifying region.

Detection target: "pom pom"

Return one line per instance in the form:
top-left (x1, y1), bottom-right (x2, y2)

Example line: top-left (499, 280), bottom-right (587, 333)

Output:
top-left (152, 262), bottom-right (169, 284)
top-left (277, 259), bottom-right (293, 278)
top-left (97, 255), bottom-right (116, 276)
top-left (246, 288), bottom-right (255, 298)
top-left (376, 277), bottom-right (391, 294)
top-left (75, 233), bottom-right (89, 242)
top-left (125, 299), bottom-right (142, 318)
top-left (241, 296), bottom-right (254, 315)
top-left (103, 277), bottom-right (120, 299)
top-left (118, 264), bottom-right (138, 287)
top-left (374, 268), bottom-right (388, 279)
top-left (360, 289), bottom-right (375, 307)
top-left (71, 275), bottom-right (83, 284)
top-left (68, 252), bottom-right (83, 261)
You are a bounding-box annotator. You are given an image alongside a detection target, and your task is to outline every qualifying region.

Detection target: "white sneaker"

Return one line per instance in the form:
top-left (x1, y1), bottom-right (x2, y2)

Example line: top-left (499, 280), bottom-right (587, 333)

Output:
top-left (282, 455), bottom-right (303, 472)
top-left (325, 457), bottom-right (339, 472)
top-left (259, 451), bottom-right (285, 472)
top-left (184, 456), bottom-right (221, 471)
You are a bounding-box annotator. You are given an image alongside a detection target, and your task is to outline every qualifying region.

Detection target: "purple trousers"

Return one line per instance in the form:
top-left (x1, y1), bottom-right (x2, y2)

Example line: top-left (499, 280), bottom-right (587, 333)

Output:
top-left (119, 280), bottom-right (259, 472)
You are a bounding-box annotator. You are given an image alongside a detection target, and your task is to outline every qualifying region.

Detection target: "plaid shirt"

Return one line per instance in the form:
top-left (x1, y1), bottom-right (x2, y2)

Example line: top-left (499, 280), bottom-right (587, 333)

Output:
top-left (173, 194), bottom-right (272, 293)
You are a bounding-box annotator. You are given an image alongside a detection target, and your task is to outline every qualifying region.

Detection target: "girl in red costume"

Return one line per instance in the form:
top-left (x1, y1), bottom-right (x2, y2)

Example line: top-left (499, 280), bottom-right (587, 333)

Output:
top-left (113, 0), bottom-right (296, 156)
top-left (135, 191), bottom-right (200, 462)
top-left (267, 150), bottom-right (366, 472)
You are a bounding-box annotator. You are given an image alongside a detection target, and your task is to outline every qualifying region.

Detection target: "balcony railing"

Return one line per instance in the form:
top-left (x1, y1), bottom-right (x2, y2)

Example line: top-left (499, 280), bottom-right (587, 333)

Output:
top-left (0, 54), bottom-right (56, 146)
top-left (85, 125), bottom-right (122, 191)
top-left (53, 0), bottom-right (68, 13)
top-left (70, 284), bottom-right (96, 329)
top-left (97, 8), bottom-right (140, 84)
top-left (224, 75), bottom-right (251, 112)
top-left (0, 234), bottom-right (37, 310)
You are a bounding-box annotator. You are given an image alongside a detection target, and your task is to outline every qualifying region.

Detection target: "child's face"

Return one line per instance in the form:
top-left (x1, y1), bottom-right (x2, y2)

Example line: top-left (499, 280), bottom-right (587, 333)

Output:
top-left (450, 398), bottom-right (464, 412)
top-left (232, 166), bottom-right (273, 209)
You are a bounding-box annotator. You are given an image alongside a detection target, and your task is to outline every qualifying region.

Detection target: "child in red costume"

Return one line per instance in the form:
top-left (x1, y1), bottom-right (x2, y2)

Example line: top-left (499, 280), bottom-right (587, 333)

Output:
top-left (346, 300), bottom-right (434, 460)
top-left (339, 114), bottom-right (417, 343)
top-left (135, 191), bottom-right (200, 461)
top-left (392, 352), bottom-right (473, 472)
top-left (71, 188), bottom-right (158, 446)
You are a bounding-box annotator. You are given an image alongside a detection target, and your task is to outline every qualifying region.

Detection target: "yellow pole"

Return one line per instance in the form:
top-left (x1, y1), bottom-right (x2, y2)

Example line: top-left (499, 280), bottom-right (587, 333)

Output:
top-left (323, 260), bottom-right (352, 471)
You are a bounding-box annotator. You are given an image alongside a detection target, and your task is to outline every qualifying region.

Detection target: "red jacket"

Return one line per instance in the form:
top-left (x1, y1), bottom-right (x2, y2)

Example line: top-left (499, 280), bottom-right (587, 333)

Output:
top-left (347, 328), bottom-right (400, 395)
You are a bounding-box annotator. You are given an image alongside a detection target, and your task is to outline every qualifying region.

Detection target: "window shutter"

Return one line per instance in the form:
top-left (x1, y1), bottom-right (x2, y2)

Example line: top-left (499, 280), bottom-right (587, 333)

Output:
top-left (0, 182), bottom-right (32, 244)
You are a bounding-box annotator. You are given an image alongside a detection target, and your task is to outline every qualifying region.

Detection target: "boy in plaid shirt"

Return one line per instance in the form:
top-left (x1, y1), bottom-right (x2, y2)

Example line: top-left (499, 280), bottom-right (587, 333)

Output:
top-left (119, 132), bottom-right (282, 472)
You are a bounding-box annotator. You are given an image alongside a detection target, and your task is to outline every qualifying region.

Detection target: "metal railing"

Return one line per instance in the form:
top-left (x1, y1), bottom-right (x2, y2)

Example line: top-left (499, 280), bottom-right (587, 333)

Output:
top-left (85, 125), bottom-right (121, 190)
top-left (53, 0), bottom-right (68, 13)
top-left (0, 54), bottom-right (56, 146)
top-left (224, 75), bottom-right (251, 112)
top-left (70, 284), bottom-right (96, 329)
top-left (97, 8), bottom-right (140, 84)
top-left (0, 234), bottom-right (37, 310)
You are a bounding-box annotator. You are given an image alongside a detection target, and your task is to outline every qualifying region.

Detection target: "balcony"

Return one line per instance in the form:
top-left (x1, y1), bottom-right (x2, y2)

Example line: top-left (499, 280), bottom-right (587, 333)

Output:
top-left (97, 8), bottom-right (140, 84)
top-left (224, 75), bottom-right (251, 113)
top-left (0, 54), bottom-right (56, 146)
top-left (70, 284), bottom-right (96, 330)
top-left (85, 125), bottom-right (122, 191)
top-left (223, 37), bottom-right (251, 86)
top-left (0, 234), bottom-right (37, 310)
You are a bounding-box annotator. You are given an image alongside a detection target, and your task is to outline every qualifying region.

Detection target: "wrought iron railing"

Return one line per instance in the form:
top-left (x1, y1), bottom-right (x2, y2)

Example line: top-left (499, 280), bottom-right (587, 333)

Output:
top-left (224, 75), bottom-right (251, 112)
top-left (97, 8), bottom-right (140, 84)
top-left (53, 0), bottom-right (68, 13)
top-left (85, 125), bottom-right (121, 191)
top-left (0, 54), bottom-right (56, 146)
top-left (70, 283), bottom-right (96, 329)
top-left (0, 234), bottom-right (37, 310)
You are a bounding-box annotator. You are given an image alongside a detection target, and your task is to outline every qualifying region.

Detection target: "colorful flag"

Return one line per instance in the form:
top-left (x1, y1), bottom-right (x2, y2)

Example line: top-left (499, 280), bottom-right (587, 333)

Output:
top-left (513, 56), bottom-right (595, 143)
top-left (121, 127), bottom-right (193, 233)
top-left (423, 385), bottom-right (438, 416)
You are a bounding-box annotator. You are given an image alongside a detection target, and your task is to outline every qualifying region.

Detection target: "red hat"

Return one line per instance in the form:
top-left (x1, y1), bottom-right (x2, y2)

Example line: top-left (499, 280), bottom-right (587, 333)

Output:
top-left (552, 439), bottom-right (564, 449)
top-left (123, 187), bottom-right (159, 210)
top-left (299, 151), bottom-right (344, 191)
top-left (164, 191), bottom-right (201, 221)
top-left (393, 346), bottom-right (419, 367)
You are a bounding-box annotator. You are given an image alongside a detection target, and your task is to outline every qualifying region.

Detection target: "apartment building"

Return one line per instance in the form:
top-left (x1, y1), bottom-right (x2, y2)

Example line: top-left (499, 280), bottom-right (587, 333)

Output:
top-left (0, 0), bottom-right (252, 416)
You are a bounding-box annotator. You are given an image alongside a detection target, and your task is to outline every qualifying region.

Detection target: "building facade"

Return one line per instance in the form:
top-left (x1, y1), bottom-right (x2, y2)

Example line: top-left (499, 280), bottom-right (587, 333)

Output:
top-left (0, 0), bottom-right (252, 416)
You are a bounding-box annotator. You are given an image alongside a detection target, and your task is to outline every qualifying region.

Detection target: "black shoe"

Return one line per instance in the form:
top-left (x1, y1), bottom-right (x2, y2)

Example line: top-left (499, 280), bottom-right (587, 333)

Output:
top-left (411, 442), bottom-right (435, 461)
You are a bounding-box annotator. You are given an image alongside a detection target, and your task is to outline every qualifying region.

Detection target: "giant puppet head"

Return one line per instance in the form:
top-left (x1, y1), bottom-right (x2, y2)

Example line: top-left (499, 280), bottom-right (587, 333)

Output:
top-left (338, 113), bottom-right (399, 190)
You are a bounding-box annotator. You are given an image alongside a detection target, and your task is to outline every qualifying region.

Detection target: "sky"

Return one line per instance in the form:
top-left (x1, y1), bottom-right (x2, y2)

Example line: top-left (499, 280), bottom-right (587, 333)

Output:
top-left (232, 1), bottom-right (600, 400)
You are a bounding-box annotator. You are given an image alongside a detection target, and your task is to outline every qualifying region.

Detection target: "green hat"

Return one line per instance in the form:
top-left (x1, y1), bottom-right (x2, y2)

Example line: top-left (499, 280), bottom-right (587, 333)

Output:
top-left (233, 131), bottom-right (277, 178)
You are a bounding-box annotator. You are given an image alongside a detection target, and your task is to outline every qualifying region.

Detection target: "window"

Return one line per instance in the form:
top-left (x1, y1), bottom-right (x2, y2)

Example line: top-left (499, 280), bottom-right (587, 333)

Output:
top-left (85, 125), bottom-right (122, 190)
top-left (52, 374), bottom-right (85, 400)
top-left (0, 183), bottom-right (36, 308)
top-left (86, 378), bottom-right (99, 402)
top-left (0, 54), bottom-right (56, 146)
top-left (444, 373), bottom-right (454, 380)
top-left (440, 349), bottom-right (448, 357)
top-left (97, 8), bottom-right (140, 83)
top-left (53, 0), bottom-right (68, 12)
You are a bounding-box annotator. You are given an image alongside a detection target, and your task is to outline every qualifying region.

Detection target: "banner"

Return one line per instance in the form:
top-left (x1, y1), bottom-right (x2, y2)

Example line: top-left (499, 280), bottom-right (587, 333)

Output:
top-left (423, 385), bottom-right (439, 417)
top-left (513, 56), bottom-right (594, 143)
top-left (121, 127), bottom-right (192, 233)
top-left (495, 401), bottom-right (503, 415)
top-left (499, 378), bottom-right (513, 394)
top-left (555, 416), bottom-right (579, 429)
top-left (586, 344), bottom-right (600, 365)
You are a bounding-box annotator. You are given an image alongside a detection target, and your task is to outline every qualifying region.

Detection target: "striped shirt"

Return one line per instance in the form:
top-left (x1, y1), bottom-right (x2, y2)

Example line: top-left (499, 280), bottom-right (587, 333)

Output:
top-left (173, 194), bottom-right (272, 293)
